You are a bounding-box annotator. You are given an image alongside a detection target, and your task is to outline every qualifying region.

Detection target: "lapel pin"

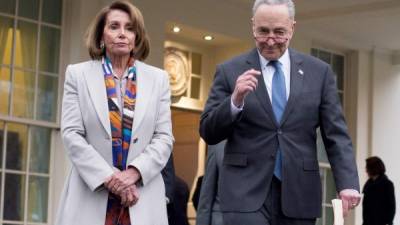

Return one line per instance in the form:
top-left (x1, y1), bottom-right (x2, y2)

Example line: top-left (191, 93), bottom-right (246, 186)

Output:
top-left (298, 69), bottom-right (304, 75)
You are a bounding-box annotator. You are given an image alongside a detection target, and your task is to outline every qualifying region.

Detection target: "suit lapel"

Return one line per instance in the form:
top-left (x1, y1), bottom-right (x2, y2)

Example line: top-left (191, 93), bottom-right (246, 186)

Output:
top-left (83, 61), bottom-right (111, 137)
top-left (280, 49), bottom-right (304, 125)
top-left (247, 49), bottom-right (279, 127)
top-left (131, 61), bottom-right (155, 135)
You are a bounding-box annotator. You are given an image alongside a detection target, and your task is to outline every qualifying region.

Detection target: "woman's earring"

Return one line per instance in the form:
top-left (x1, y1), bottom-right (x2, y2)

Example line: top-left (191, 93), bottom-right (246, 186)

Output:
top-left (100, 42), bottom-right (105, 50)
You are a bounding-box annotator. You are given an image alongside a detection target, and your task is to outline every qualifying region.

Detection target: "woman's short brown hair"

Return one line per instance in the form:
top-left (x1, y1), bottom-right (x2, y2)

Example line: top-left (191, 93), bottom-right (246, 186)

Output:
top-left (85, 0), bottom-right (150, 61)
top-left (366, 156), bottom-right (386, 177)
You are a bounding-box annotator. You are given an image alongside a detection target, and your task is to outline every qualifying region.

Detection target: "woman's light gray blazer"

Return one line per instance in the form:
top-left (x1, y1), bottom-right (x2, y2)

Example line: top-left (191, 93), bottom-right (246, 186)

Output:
top-left (56, 60), bottom-right (174, 225)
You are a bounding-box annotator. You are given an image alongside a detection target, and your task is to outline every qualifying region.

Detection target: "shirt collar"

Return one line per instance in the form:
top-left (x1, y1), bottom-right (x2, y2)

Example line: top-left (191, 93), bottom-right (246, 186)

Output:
top-left (257, 48), bottom-right (290, 69)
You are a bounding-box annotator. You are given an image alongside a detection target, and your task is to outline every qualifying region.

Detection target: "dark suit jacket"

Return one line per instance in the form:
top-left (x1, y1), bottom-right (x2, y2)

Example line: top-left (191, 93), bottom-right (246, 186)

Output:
top-left (162, 155), bottom-right (176, 204)
top-left (169, 176), bottom-right (190, 225)
top-left (162, 156), bottom-right (190, 225)
top-left (196, 141), bottom-right (226, 225)
top-left (192, 176), bottom-right (203, 211)
top-left (362, 174), bottom-right (396, 225)
top-left (199, 48), bottom-right (359, 220)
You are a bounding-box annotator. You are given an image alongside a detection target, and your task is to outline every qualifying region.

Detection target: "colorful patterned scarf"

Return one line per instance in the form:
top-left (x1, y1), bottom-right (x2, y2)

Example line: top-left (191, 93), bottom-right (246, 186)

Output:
top-left (102, 56), bottom-right (136, 225)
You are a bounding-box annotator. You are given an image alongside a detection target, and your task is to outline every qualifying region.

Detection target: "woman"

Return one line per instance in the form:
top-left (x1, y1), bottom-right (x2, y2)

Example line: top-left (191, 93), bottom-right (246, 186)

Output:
top-left (56, 1), bottom-right (173, 225)
top-left (362, 156), bottom-right (396, 225)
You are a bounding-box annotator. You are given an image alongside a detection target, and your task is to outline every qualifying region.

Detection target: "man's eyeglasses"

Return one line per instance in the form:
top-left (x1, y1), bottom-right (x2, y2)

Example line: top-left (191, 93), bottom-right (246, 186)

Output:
top-left (253, 31), bottom-right (289, 44)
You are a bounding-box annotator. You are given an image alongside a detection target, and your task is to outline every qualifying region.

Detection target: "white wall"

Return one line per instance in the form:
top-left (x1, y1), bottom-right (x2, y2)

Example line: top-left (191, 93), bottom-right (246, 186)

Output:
top-left (370, 50), bottom-right (400, 225)
top-left (291, 33), bottom-right (312, 55)
top-left (349, 50), bottom-right (372, 225)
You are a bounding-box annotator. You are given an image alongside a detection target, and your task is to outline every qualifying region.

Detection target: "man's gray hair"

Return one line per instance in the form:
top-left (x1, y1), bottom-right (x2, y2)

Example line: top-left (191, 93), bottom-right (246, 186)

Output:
top-left (252, 0), bottom-right (295, 20)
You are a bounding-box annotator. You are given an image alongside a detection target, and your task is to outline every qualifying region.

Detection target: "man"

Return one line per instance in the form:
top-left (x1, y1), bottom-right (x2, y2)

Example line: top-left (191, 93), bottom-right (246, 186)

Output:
top-left (162, 155), bottom-right (190, 225)
top-left (170, 176), bottom-right (190, 225)
top-left (196, 141), bottom-right (226, 225)
top-left (199, 0), bottom-right (361, 225)
top-left (162, 155), bottom-right (176, 215)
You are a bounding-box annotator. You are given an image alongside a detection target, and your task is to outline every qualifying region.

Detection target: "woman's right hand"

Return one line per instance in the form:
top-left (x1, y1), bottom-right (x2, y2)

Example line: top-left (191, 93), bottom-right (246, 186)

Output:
top-left (104, 168), bottom-right (141, 195)
top-left (104, 171), bottom-right (140, 207)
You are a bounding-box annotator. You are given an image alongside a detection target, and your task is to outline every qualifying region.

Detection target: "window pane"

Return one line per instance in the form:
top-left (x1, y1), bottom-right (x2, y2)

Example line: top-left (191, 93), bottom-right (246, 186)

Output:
top-left (316, 129), bottom-right (328, 163)
top-left (29, 126), bottom-right (51, 173)
top-left (311, 48), bottom-right (318, 58)
top-left (28, 176), bottom-right (48, 222)
top-left (0, 0), bottom-right (16, 14)
top-left (18, 0), bottom-right (39, 20)
top-left (319, 168), bottom-right (325, 189)
top-left (0, 67), bottom-right (11, 115)
top-left (15, 20), bottom-right (38, 69)
top-left (336, 74), bottom-right (343, 91)
top-left (0, 16), bottom-right (14, 65)
top-left (36, 74), bottom-right (58, 121)
top-left (12, 69), bottom-right (35, 119)
top-left (339, 92), bottom-right (343, 106)
top-left (42, 0), bottom-right (62, 25)
top-left (4, 173), bottom-right (26, 221)
top-left (191, 52), bottom-right (202, 74)
top-left (0, 121), bottom-right (4, 167)
top-left (319, 50), bottom-right (331, 64)
top-left (39, 26), bottom-right (60, 73)
top-left (325, 206), bottom-right (334, 225)
top-left (325, 169), bottom-right (337, 203)
top-left (6, 123), bottom-right (28, 171)
top-left (190, 76), bottom-right (201, 99)
top-left (332, 54), bottom-right (344, 91)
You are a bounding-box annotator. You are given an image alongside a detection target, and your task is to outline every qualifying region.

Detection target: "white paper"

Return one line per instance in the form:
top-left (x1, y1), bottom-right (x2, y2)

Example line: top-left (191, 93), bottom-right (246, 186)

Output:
top-left (331, 199), bottom-right (344, 225)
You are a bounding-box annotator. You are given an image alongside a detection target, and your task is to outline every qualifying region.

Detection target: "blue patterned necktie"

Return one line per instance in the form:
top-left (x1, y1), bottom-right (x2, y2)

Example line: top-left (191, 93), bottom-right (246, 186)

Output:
top-left (270, 60), bottom-right (287, 180)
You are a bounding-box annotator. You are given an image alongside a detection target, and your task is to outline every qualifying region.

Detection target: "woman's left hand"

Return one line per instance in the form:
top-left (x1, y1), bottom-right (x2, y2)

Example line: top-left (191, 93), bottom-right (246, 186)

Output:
top-left (104, 167), bottom-right (141, 196)
top-left (120, 184), bottom-right (139, 207)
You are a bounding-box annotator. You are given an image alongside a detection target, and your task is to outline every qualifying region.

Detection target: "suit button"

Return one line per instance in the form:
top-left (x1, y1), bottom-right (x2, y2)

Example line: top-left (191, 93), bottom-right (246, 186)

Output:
top-left (132, 137), bottom-right (139, 143)
top-left (277, 129), bottom-right (282, 135)
top-left (270, 154), bottom-right (275, 159)
top-left (105, 135), bottom-right (111, 140)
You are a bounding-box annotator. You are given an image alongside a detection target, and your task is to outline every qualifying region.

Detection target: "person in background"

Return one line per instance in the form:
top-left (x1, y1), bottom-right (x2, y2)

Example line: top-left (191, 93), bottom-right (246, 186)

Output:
top-left (199, 0), bottom-right (361, 224)
top-left (162, 155), bottom-right (176, 217)
top-left (56, 1), bottom-right (174, 224)
top-left (170, 176), bottom-right (191, 225)
top-left (196, 141), bottom-right (226, 225)
top-left (192, 175), bottom-right (203, 211)
top-left (162, 155), bottom-right (190, 225)
top-left (363, 156), bottom-right (396, 225)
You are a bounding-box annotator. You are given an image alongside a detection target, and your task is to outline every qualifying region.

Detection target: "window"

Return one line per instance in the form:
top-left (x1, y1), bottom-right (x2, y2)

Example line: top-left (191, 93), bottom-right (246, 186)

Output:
top-left (0, 0), bottom-right (62, 224)
top-left (311, 48), bottom-right (346, 225)
top-left (311, 48), bottom-right (345, 104)
top-left (189, 52), bottom-right (202, 99)
top-left (164, 46), bottom-right (204, 101)
top-left (0, 0), bottom-right (62, 122)
top-left (0, 122), bottom-right (52, 224)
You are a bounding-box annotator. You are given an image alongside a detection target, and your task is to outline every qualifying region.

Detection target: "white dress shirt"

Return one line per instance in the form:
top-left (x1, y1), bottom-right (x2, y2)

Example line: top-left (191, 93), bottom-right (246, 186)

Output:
top-left (231, 49), bottom-right (291, 116)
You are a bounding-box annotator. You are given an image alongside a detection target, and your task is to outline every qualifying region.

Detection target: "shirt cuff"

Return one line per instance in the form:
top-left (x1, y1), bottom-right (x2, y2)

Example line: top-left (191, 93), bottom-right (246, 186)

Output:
top-left (231, 97), bottom-right (244, 118)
